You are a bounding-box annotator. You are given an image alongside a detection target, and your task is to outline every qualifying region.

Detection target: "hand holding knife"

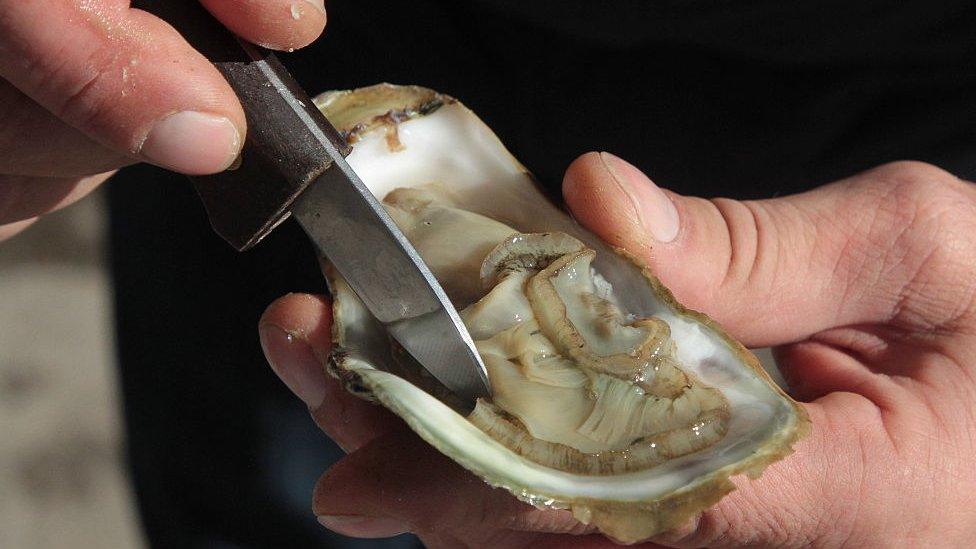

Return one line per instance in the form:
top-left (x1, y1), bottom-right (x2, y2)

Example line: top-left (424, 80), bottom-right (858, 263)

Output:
top-left (130, 0), bottom-right (490, 406)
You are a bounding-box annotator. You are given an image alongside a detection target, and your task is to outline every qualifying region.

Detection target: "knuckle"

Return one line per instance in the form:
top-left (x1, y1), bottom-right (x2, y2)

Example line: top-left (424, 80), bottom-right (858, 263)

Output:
top-left (53, 48), bottom-right (127, 140)
top-left (709, 196), bottom-right (807, 313)
top-left (859, 162), bottom-right (976, 327)
top-left (859, 161), bottom-right (975, 252)
top-left (709, 197), bottom-right (763, 292)
top-left (875, 162), bottom-right (964, 221)
top-left (870, 160), bottom-right (959, 188)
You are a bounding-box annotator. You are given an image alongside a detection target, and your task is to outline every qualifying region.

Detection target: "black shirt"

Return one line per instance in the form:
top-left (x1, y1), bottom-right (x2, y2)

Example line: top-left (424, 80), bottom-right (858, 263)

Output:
top-left (108, 1), bottom-right (976, 547)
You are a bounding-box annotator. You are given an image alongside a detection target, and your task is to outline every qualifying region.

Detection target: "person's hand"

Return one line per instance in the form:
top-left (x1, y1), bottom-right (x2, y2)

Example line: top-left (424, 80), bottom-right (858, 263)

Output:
top-left (259, 156), bottom-right (976, 547)
top-left (0, 0), bottom-right (327, 241)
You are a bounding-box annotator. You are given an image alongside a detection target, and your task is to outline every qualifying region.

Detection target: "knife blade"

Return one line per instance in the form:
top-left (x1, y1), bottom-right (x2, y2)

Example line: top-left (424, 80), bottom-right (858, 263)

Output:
top-left (288, 130), bottom-right (491, 406)
top-left (132, 0), bottom-right (491, 405)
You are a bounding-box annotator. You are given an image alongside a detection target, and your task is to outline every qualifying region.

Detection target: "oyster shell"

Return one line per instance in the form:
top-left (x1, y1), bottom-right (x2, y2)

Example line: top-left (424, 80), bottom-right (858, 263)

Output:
top-left (314, 84), bottom-right (809, 544)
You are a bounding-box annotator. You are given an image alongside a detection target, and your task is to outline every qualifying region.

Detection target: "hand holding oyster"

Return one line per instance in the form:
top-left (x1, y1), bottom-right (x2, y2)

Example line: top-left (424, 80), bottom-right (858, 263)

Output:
top-left (260, 85), bottom-right (976, 546)
top-left (299, 84), bottom-right (804, 542)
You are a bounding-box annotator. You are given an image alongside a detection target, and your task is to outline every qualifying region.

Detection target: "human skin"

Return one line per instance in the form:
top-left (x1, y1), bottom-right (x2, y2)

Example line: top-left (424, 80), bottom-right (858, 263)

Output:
top-left (260, 154), bottom-right (976, 547)
top-left (0, 0), bottom-right (326, 240)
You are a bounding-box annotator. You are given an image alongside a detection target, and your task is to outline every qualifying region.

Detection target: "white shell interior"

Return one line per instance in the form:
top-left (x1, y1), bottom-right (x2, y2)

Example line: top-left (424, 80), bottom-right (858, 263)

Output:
top-left (322, 96), bottom-right (801, 502)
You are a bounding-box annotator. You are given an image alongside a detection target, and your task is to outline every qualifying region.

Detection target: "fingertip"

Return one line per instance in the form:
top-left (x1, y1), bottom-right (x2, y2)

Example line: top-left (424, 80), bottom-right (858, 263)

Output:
top-left (561, 151), bottom-right (721, 324)
top-left (115, 12), bottom-right (248, 174)
top-left (562, 151), bottom-right (650, 257)
top-left (562, 151), bottom-right (603, 186)
top-left (254, 1), bottom-right (327, 52)
top-left (259, 293), bottom-right (333, 407)
top-left (261, 293), bottom-right (401, 451)
top-left (260, 322), bottom-right (329, 408)
top-left (200, 0), bottom-right (327, 52)
top-left (561, 151), bottom-right (606, 211)
top-left (277, 0), bottom-right (328, 50)
top-left (316, 514), bottom-right (409, 539)
top-left (139, 111), bottom-right (243, 175)
top-left (259, 292), bottom-right (333, 353)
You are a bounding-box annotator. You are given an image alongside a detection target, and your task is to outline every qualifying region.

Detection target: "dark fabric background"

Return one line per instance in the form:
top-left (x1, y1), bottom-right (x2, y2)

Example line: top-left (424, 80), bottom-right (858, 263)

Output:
top-left (108, 1), bottom-right (976, 547)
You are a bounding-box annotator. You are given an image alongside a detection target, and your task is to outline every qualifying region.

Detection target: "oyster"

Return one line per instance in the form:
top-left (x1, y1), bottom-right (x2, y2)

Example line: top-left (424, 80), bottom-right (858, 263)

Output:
top-left (314, 84), bottom-right (809, 544)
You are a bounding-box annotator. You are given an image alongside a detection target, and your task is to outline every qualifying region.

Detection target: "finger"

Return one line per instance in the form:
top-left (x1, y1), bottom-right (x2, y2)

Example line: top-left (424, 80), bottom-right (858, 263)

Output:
top-left (0, 217), bottom-right (38, 242)
top-left (0, 1), bottom-right (244, 175)
top-left (199, 0), bottom-right (326, 51)
top-left (0, 172), bottom-right (114, 225)
top-left (563, 153), bottom-right (975, 347)
top-left (313, 428), bottom-right (594, 544)
top-left (0, 79), bottom-right (134, 177)
top-left (772, 340), bottom-right (873, 403)
top-left (259, 293), bottom-right (400, 452)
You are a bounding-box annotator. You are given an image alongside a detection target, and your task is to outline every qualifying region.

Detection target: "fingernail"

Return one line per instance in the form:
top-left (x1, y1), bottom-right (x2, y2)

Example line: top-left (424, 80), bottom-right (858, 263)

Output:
top-left (317, 515), bottom-right (409, 538)
top-left (139, 111), bottom-right (241, 175)
top-left (259, 323), bottom-right (327, 408)
top-left (600, 152), bottom-right (679, 243)
top-left (302, 0), bottom-right (326, 16)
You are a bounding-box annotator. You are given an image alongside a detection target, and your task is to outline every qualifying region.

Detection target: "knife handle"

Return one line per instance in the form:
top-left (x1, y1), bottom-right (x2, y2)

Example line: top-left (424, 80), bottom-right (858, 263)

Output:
top-left (131, 0), bottom-right (350, 251)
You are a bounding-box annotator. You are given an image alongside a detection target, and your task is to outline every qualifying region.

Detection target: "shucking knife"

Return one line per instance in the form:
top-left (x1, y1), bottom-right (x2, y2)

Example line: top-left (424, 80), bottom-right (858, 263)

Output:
top-left (132, 0), bottom-right (490, 405)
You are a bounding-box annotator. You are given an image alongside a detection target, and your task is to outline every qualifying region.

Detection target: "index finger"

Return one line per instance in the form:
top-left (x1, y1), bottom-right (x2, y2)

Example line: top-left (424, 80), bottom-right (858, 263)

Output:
top-left (0, 0), bottom-right (245, 174)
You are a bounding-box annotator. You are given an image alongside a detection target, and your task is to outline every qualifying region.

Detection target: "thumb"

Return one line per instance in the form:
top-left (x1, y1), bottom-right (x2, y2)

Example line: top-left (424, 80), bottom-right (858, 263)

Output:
top-left (563, 152), bottom-right (971, 347)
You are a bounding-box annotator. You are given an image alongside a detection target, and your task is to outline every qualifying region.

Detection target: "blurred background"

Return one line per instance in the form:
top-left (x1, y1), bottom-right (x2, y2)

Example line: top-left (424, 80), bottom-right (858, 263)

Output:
top-left (0, 190), bottom-right (144, 548)
top-left (0, 179), bottom-right (419, 548)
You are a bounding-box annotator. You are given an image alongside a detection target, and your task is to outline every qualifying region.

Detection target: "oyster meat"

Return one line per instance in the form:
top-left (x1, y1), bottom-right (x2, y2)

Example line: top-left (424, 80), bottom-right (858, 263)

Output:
top-left (314, 84), bottom-right (809, 544)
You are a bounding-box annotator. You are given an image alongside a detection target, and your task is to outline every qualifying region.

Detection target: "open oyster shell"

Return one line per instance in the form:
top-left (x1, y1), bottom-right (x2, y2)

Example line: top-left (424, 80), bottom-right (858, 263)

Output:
top-left (313, 84), bottom-right (809, 544)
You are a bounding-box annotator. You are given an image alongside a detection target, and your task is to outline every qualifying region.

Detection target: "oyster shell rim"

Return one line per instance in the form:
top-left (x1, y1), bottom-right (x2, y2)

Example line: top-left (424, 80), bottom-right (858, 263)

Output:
top-left (327, 250), bottom-right (809, 542)
top-left (318, 83), bottom-right (811, 543)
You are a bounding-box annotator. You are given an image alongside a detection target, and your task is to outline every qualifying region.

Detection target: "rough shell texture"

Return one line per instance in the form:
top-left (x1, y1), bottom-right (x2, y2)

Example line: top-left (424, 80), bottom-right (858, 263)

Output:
top-left (314, 84), bottom-right (810, 544)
